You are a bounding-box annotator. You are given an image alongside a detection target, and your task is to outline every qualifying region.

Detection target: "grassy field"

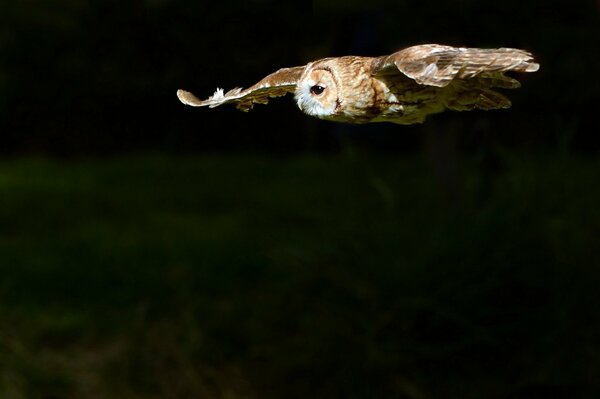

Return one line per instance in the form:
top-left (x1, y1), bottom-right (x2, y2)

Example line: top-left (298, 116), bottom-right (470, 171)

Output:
top-left (0, 150), bottom-right (598, 399)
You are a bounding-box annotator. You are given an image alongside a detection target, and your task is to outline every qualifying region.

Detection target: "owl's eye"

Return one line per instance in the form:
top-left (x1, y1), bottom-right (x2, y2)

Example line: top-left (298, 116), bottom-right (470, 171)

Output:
top-left (310, 85), bottom-right (325, 95)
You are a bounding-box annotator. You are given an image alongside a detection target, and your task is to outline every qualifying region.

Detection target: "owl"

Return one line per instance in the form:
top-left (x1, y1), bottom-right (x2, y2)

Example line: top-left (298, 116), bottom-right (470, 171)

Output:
top-left (177, 44), bottom-right (539, 125)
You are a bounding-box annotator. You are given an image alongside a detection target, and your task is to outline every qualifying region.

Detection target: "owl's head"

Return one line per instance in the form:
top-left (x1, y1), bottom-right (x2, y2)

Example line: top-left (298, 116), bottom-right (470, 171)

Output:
top-left (294, 62), bottom-right (340, 118)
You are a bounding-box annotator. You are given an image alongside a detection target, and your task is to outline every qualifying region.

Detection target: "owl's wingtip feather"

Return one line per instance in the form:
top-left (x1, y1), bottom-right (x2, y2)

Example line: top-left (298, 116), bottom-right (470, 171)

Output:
top-left (177, 87), bottom-right (240, 107)
top-left (526, 62), bottom-right (540, 72)
top-left (177, 89), bottom-right (206, 106)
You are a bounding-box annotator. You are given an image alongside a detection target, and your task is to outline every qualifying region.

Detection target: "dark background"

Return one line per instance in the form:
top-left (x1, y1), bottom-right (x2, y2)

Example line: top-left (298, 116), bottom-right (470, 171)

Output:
top-left (1, 1), bottom-right (599, 398)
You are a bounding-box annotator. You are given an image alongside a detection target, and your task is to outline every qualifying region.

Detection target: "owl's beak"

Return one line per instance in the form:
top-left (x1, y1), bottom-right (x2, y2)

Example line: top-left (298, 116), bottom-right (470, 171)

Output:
top-left (294, 93), bottom-right (305, 112)
top-left (293, 91), bottom-right (300, 110)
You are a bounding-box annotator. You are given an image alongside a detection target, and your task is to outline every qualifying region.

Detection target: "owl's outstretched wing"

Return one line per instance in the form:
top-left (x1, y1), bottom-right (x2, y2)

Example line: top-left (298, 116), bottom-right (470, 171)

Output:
top-left (373, 44), bottom-right (539, 87)
top-left (177, 66), bottom-right (305, 111)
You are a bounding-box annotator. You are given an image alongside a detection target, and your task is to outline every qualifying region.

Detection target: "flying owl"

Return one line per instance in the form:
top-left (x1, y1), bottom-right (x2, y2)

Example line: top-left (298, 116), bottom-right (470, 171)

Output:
top-left (177, 44), bottom-right (539, 125)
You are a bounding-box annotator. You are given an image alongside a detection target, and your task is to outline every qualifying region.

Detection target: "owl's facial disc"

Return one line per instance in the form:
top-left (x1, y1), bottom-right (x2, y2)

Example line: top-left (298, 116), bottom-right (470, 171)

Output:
top-left (295, 67), bottom-right (338, 118)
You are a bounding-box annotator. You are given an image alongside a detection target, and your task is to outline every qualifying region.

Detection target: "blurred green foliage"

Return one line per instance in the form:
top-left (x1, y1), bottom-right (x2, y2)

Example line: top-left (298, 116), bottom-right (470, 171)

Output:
top-left (0, 151), bottom-right (598, 398)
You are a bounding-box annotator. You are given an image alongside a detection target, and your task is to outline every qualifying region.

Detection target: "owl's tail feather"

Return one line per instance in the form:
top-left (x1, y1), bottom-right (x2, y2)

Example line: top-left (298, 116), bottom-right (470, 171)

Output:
top-left (477, 74), bottom-right (521, 89)
top-left (472, 89), bottom-right (512, 110)
top-left (446, 87), bottom-right (512, 111)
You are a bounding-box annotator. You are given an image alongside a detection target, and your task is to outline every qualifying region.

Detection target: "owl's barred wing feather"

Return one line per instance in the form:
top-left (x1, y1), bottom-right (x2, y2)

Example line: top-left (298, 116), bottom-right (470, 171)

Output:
top-left (374, 44), bottom-right (539, 87)
top-left (177, 66), bottom-right (305, 111)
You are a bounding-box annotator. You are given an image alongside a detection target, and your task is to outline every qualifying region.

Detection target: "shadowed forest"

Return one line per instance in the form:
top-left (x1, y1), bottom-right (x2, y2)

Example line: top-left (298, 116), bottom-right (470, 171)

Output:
top-left (1, 1), bottom-right (599, 398)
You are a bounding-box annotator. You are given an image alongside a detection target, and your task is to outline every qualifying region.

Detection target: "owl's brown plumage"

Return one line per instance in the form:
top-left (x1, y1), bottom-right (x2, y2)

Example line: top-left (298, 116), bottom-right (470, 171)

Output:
top-left (177, 44), bottom-right (539, 124)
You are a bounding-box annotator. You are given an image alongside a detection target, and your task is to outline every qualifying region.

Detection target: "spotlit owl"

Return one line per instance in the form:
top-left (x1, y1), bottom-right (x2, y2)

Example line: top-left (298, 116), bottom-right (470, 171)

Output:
top-left (177, 44), bottom-right (539, 125)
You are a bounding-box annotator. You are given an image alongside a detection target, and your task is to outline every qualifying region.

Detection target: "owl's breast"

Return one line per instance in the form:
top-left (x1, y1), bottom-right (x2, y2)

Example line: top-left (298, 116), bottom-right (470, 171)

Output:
top-left (317, 72), bottom-right (446, 125)
top-left (324, 76), bottom-right (392, 124)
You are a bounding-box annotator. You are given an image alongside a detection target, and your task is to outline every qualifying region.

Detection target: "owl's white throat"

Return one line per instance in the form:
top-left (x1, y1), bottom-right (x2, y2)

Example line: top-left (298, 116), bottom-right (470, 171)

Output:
top-left (294, 84), bottom-right (334, 118)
